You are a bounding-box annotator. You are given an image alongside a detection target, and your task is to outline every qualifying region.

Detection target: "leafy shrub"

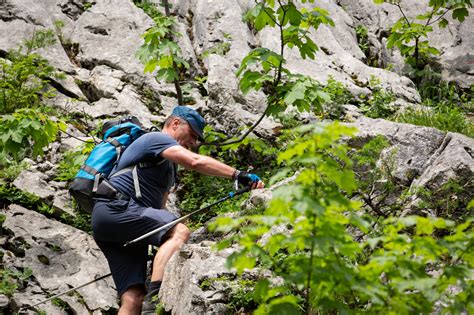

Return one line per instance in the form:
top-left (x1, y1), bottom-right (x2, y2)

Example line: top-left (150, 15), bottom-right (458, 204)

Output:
top-left (212, 122), bottom-right (473, 314)
top-left (201, 34), bottom-right (232, 59)
top-left (355, 24), bottom-right (369, 56)
top-left (0, 29), bottom-right (63, 114)
top-left (135, 0), bottom-right (188, 104)
top-left (0, 184), bottom-right (92, 232)
top-left (0, 160), bottom-right (30, 184)
top-left (374, 0), bottom-right (472, 85)
top-left (0, 29), bottom-right (66, 164)
top-left (394, 104), bottom-right (474, 138)
top-left (55, 141), bottom-right (94, 182)
top-left (360, 76), bottom-right (396, 118)
top-left (0, 268), bottom-right (33, 297)
top-left (0, 109), bottom-right (66, 162)
top-left (416, 179), bottom-right (474, 222)
top-left (321, 75), bottom-right (354, 119)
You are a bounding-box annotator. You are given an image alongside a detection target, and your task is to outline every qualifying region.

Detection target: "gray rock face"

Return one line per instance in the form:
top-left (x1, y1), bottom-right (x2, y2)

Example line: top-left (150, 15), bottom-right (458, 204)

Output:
top-left (1, 205), bottom-right (118, 313)
top-left (350, 117), bottom-right (474, 188)
top-left (13, 169), bottom-right (75, 217)
top-left (338, 0), bottom-right (474, 88)
top-left (160, 243), bottom-right (262, 315)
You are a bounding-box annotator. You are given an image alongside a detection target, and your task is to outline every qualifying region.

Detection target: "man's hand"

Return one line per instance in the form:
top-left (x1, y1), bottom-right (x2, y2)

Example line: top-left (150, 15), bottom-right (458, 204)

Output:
top-left (234, 170), bottom-right (265, 189)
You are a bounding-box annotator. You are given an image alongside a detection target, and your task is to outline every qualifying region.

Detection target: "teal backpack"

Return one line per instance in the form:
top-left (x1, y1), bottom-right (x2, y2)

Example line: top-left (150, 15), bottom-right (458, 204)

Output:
top-left (69, 116), bottom-right (149, 213)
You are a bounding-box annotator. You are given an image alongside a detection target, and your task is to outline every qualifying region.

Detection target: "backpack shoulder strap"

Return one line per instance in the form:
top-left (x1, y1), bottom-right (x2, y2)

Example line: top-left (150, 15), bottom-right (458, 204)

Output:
top-left (109, 159), bottom-right (167, 199)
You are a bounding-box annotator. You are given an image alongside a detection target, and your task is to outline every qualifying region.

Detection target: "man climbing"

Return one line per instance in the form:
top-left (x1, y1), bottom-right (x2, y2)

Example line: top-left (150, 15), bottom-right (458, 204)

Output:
top-left (91, 105), bottom-right (264, 314)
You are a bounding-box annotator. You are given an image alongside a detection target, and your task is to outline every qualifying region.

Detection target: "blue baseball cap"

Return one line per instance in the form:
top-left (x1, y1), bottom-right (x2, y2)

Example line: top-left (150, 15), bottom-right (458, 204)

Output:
top-left (171, 106), bottom-right (206, 140)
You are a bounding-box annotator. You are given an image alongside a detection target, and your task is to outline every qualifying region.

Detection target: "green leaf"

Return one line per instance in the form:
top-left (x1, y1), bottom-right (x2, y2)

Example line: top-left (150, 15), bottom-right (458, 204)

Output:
top-left (226, 252), bottom-right (256, 274)
top-left (284, 81), bottom-right (306, 105)
top-left (452, 8), bottom-right (469, 22)
top-left (156, 68), bottom-right (177, 82)
top-left (438, 18), bottom-right (449, 28)
top-left (467, 199), bottom-right (474, 209)
top-left (267, 295), bottom-right (301, 314)
top-left (254, 6), bottom-right (276, 31)
top-left (253, 279), bottom-right (270, 303)
top-left (143, 59), bottom-right (159, 73)
top-left (285, 3), bottom-right (302, 26)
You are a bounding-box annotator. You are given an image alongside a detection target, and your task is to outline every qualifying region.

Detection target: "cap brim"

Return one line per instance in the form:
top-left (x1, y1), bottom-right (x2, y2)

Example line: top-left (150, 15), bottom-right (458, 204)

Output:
top-left (189, 123), bottom-right (204, 141)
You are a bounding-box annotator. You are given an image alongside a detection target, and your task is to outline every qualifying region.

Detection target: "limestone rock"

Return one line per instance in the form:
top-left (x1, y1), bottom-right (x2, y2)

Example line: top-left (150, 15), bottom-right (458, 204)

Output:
top-left (337, 0), bottom-right (474, 88)
top-left (160, 243), bottom-right (260, 315)
top-left (0, 294), bottom-right (9, 312)
top-left (411, 133), bottom-right (474, 191)
top-left (349, 117), bottom-right (474, 206)
top-left (13, 170), bottom-right (56, 202)
top-left (12, 169), bottom-right (75, 218)
top-left (1, 205), bottom-right (118, 313)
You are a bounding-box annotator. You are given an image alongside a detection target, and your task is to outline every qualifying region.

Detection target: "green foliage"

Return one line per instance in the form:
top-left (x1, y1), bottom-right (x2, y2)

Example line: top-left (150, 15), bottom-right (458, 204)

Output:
top-left (374, 0), bottom-right (472, 82)
top-left (359, 76), bottom-right (396, 118)
top-left (0, 29), bottom-right (66, 164)
top-left (201, 34), bottom-right (232, 59)
top-left (212, 122), bottom-right (474, 313)
top-left (83, 1), bottom-right (94, 10)
top-left (0, 184), bottom-right (41, 210)
top-left (0, 109), bottom-right (66, 163)
top-left (176, 172), bottom-right (244, 228)
top-left (355, 24), bottom-right (369, 56)
top-left (358, 215), bottom-right (473, 314)
top-left (236, 0), bottom-right (334, 137)
top-left (352, 135), bottom-right (412, 219)
top-left (1, 31), bottom-right (62, 114)
top-left (229, 279), bottom-right (259, 312)
top-left (0, 267), bottom-right (33, 297)
top-left (387, 18), bottom-right (437, 70)
top-left (212, 122), bottom-right (361, 313)
top-left (321, 75), bottom-right (354, 119)
top-left (135, 5), bottom-right (189, 83)
top-left (52, 297), bottom-right (74, 312)
top-left (355, 24), bottom-right (379, 67)
top-left (134, 0), bottom-right (163, 19)
top-left (394, 104), bottom-right (474, 137)
top-left (199, 275), bottom-right (258, 312)
top-left (418, 69), bottom-right (474, 110)
top-left (416, 178), bottom-right (474, 222)
top-left (55, 141), bottom-right (94, 182)
top-left (0, 160), bottom-right (29, 183)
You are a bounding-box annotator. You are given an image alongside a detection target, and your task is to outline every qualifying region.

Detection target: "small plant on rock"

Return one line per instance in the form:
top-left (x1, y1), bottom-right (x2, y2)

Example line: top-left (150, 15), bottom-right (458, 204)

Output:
top-left (373, 0), bottom-right (472, 85)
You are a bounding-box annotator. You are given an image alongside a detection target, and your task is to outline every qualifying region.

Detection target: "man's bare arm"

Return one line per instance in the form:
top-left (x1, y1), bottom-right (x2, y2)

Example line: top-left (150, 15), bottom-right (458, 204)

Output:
top-left (161, 145), bottom-right (235, 178)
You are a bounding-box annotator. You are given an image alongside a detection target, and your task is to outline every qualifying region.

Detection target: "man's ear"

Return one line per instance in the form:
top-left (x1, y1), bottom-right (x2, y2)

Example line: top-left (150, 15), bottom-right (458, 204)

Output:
top-left (172, 118), bottom-right (181, 130)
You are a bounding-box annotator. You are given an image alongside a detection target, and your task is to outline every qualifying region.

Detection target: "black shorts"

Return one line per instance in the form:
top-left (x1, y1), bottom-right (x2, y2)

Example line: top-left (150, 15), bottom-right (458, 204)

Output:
top-left (91, 199), bottom-right (178, 296)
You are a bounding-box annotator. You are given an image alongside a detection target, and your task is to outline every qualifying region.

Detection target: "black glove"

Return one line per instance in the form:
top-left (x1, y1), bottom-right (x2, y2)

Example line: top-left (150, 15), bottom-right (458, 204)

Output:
top-left (233, 170), bottom-right (261, 187)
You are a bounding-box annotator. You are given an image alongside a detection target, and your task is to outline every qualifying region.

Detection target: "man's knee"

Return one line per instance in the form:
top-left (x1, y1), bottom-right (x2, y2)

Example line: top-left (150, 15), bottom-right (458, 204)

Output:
top-left (120, 286), bottom-right (145, 311)
top-left (172, 223), bottom-right (190, 242)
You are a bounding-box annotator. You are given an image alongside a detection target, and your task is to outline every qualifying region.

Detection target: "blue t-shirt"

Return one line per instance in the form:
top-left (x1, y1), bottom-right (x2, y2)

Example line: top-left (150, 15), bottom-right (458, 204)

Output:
top-left (109, 132), bottom-right (179, 209)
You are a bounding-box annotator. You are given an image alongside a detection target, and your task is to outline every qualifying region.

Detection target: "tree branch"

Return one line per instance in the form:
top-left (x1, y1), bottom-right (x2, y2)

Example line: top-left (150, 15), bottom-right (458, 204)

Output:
top-left (424, 4), bottom-right (439, 27)
top-left (203, 0), bottom-right (287, 147)
top-left (261, 0), bottom-right (279, 26)
top-left (59, 128), bottom-right (92, 143)
top-left (428, 8), bottom-right (452, 26)
top-left (202, 106), bottom-right (269, 147)
top-left (394, 3), bottom-right (411, 26)
top-left (162, 0), bottom-right (184, 104)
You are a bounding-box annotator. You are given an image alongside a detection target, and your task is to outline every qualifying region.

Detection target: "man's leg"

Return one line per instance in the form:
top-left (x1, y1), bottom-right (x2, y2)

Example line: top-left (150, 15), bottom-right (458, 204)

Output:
top-left (118, 285), bottom-right (145, 315)
top-left (151, 223), bottom-right (190, 281)
top-left (141, 223), bottom-right (190, 313)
